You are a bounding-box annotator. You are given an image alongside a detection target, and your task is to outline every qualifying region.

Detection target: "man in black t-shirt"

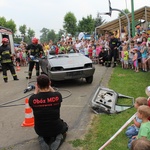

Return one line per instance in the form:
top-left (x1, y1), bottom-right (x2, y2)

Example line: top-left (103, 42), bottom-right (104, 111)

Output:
top-left (29, 74), bottom-right (68, 150)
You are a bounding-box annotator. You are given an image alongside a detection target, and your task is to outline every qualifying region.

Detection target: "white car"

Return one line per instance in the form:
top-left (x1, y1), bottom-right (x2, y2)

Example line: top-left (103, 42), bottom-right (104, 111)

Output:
top-left (39, 52), bottom-right (95, 84)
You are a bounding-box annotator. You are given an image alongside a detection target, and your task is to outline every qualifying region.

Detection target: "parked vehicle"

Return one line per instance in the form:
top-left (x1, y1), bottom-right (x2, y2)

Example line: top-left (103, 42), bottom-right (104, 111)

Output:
top-left (0, 26), bottom-right (15, 70)
top-left (39, 53), bottom-right (95, 84)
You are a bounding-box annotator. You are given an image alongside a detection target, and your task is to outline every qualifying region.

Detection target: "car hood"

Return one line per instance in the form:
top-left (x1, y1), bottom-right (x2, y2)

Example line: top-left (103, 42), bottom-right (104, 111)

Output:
top-left (47, 53), bottom-right (92, 69)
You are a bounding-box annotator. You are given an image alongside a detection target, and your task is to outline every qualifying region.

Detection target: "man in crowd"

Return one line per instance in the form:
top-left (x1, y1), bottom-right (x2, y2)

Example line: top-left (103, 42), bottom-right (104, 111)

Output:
top-left (107, 33), bottom-right (121, 67)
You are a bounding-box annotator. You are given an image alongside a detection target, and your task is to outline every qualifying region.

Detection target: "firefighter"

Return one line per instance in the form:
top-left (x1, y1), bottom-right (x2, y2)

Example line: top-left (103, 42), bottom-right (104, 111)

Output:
top-left (107, 33), bottom-right (121, 67)
top-left (0, 38), bottom-right (19, 82)
top-left (26, 38), bottom-right (44, 79)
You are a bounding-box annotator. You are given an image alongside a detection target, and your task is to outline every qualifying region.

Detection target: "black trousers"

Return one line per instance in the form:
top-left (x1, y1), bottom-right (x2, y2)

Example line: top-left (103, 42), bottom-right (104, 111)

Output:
top-left (28, 61), bottom-right (40, 77)
top-left (108, 49), bottom-right (118, 63)
top-left (2, 63), bottom-right (17, 81)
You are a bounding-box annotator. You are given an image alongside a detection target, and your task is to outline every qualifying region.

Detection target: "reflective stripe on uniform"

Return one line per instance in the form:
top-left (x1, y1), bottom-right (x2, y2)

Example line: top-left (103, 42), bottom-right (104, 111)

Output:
top-left (3, 76), bottom-right (8, 79)
top-left (1, 59), bottom-right (12, 63)
top-left (12, 74), bottom-right (17, 77)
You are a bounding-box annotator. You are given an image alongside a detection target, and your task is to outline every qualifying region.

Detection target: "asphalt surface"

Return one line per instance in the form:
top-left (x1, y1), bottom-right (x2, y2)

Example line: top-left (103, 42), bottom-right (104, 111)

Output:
top-left (0, 64), bottom-right (113, 150)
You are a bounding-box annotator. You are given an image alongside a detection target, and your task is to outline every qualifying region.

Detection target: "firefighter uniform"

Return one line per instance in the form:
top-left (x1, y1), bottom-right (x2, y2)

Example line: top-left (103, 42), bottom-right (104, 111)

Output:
top-left (0, 39), bottom-right (19, 82)
top-left (26, 38), bottom-right (44, 79)
top-left (107, 34), bottom-right (121, 67)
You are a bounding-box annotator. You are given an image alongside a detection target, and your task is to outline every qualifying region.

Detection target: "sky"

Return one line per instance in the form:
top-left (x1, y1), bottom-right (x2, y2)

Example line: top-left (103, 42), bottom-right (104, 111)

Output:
top-left (0, 0), bottom-right (150, 38)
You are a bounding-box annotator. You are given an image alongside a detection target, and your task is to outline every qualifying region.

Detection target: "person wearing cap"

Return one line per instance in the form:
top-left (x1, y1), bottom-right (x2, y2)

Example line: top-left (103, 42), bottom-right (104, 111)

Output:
top-left (107, 33), bottom-right (121, 67)
top-left (0, 38), bottom-right (19, 82)
top-left (140, 42), bottom-right (148, 72)
top-left (26, 38), bottom-right (44, 79)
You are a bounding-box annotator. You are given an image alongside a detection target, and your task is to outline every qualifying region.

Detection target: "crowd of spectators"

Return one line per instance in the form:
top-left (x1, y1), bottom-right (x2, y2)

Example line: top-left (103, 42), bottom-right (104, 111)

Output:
top-left (12, 30), bottom-right (150, 73)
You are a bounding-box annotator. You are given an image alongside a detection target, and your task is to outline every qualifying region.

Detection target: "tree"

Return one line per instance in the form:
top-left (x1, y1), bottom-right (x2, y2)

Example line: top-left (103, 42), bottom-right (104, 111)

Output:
top-left (19, 24), bottom-right (27, 42)
top-left (40, 27), bottom-right (50, 43)
top-left (78, 15), bottom-right (95, 34)
top-left (63, 12), bottom-right (77, 36)
top-left (6, 19), bottom-right (17, 33)
top-left (0, 17), bottom-right (17, 34)
top-left (118, 9), bottom-right (130, 17)
top-left (47, 29), bottom-right (56, 42)
top-left (94, 13), bottom-right (105, 28)
top-left (0, 17), bottom-right (7, 27)
top-left (27, 28), bottom-right (35, 39)
top-left (19, 24), bottom-right (27, 35)
top-left (26, 28), bottom-right (35, 43)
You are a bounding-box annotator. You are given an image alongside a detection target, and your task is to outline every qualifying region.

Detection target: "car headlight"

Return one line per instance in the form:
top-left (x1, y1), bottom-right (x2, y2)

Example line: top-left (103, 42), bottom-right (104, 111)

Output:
top-left (84, 63), bottom-right (92, 68)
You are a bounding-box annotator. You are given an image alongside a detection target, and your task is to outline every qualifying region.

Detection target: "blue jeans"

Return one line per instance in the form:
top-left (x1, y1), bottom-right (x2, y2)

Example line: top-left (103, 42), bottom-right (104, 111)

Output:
top-left (128, 137), bottom-right (136, 149)
top-left (125, 126), bottom-right (138, 139)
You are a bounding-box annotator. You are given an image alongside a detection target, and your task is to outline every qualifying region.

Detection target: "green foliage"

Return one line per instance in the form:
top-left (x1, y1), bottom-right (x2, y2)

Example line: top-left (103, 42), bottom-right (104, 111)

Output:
top-left (118, 9), bottom-right (130, 17)
top-left (78, 15), bottom-right (95, 34)
top-left (27, 28), bottom-right (35, 39)
top-left (0, 17), bottom-right (7, 27)
top-left (71, 67), bottom-right (150, 150)
top-left (63, 12), bottom-right (77, 36)
top-left (6, 19), bottom-right (17, 33)
top-left (40, 28), bottom-right (50, 43)
top-left (94, 13), bottom-right (105, 28)
top-left (47, 30), bottom-right (56, 42)
top-left (0, 16), bottom-right (17, 34)
top-left (19, 24), bottom-right (27, 35)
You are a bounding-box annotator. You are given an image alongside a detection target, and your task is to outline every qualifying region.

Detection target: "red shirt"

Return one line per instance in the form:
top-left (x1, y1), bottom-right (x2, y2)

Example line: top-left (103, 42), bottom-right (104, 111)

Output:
top-left (88, 48), bottom-right (93, 57)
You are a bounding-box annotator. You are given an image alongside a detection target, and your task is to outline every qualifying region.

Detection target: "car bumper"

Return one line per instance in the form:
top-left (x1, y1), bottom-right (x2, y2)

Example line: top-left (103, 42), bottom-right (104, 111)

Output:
top-left (48, 67), bottom-right (95, 81)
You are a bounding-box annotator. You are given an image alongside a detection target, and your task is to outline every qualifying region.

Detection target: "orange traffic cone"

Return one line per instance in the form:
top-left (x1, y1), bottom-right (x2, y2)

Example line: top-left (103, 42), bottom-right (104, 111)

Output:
top-left (21, 98), bottom-right (34, 127)
top-left (16, 63), bottom-right (21, 71)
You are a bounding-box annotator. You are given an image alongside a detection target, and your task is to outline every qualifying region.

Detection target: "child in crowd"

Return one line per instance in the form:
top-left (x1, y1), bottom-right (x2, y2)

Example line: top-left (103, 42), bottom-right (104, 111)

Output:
top-left (131, 138), bottom-right (150, 150)
top-left (123, 44), bottom-right (129, 69)
top-left (136, 105), bottom-right (150, 139)
top-left (140, 42), bottom-right (148, 72)
top-left (84, 44), bottom-right (89, 57)
top-left (126, 97), bottom-right (147, 149)
top-left (88, 45), bottom-right (93, 60)
top-left (120, 44), bottom-right (124, 68)
top-left (145, 86), bottom-right (150, 121)
top-left (126, 97), bottom-right (147, 139)
top-left (92, 46), bottom-right (97, 64)
top-left (128, 44), bottom-right (134, 69)
top-left (132, 48), bottom-right (139, 72)
top-left (145, 43), bottom-right (150, 71)
top-left (128, 105), bottom-right (150, 149)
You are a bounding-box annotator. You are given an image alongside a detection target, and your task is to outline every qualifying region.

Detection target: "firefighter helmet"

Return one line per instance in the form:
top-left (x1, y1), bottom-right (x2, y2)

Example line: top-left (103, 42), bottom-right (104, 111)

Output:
top-left (2, 38), bottom-right (9, 43)
top-left (32, 38), bottom-right (38, 44)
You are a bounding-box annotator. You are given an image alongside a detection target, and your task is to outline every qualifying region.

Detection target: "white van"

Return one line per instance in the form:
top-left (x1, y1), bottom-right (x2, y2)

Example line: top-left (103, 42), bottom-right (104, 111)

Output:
top-left (0, 26), bottom-right (15, 70)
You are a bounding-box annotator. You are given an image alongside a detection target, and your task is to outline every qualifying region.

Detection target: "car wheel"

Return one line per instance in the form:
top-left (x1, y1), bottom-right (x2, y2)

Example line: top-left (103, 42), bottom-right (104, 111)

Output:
top-left (86, 76), bottom-right (93, 84)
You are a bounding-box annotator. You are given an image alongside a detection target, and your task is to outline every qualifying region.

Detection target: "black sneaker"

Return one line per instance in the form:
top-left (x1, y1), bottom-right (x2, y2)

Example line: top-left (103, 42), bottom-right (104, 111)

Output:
top-left (26, 76), bottom-right (31, 79)
top-left (14, 78), bottom-right (19, 81)
top-left (4, 80), bottom-right (8, 83)
top-left (112, 64), bottom-right (116, 68)
top-left (106, 63), bottom-right (111, 67)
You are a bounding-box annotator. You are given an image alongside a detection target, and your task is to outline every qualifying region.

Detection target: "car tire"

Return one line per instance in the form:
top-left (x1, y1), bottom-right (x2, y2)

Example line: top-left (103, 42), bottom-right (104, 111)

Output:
top-left (86, 76), bottom-right (93, 84)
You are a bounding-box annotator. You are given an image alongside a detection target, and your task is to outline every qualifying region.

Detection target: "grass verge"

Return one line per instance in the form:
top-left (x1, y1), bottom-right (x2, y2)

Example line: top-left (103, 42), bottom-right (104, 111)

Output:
top-left (71, 67), bottom-right (150, 150)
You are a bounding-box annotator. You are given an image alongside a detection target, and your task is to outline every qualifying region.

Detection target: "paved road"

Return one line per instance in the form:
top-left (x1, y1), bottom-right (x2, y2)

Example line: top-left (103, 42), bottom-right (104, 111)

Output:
top-left (0, 65), bottom-right (112, 150)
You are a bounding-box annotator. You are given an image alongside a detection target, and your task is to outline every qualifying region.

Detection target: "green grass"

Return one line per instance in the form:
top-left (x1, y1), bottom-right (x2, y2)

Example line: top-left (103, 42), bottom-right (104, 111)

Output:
top-left (71, 67), bottom-right (150, 150)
